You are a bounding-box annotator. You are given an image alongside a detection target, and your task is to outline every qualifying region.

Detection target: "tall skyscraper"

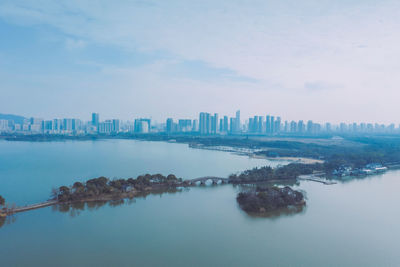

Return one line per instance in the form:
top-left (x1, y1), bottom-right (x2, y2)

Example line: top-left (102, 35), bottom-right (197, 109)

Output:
top-left (166, 118), bottom-right (174, 133)
top-left (112, 119), bottom-right (120, 133)
top-left (270, 116), bottom-right (275, 133)
top-left (266, 115), bottom-right (271, 134)
top-left (230, 117), bottom-right (236, 133)
top-left (258, 116), bottom-right (263, 133)
top-left (235, 110), bottom-right (241, 132)
top-left (219, 118), bottom-right (224, 132)
top-left (211, 113), bottom-right (218, 134)
top-left (307, 120), bottom-right (313, 133)
top-left (298, 120), bottom-right (304, 133)
top-left (325, 122), bottom-right (332, 132)
top-left (192, 119), bottom-right (198, 132)
top-left (92, 113), bottom-right (99, 127)
top-left (275, 117), bottom-right (281, 133)
top-left (199, 112), bottom-right (211, 135)
top-left (134, 118), bottom-right (151, 133)
top-left (223, 116), bottom-right (229, 132)
top-left (249, 117), bottom-right (254, 133)
top-left (290, 121), bottom-right (297, 133)
top-left (178, 119), bottom-right (192, 132)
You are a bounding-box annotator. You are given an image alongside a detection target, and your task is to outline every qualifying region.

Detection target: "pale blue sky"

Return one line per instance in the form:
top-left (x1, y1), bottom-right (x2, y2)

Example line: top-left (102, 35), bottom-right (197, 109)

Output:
top-left (1, 0), bottom-right (400, 123)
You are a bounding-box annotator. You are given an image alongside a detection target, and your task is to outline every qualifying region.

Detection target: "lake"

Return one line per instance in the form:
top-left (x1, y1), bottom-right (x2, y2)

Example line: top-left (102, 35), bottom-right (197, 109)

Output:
top-left (0, 139), bottom-right (399, 266)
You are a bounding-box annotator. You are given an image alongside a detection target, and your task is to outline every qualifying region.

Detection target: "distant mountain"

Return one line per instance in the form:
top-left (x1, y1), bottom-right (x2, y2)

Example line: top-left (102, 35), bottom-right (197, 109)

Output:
top-left (0, 113), bottom-right (27, 124)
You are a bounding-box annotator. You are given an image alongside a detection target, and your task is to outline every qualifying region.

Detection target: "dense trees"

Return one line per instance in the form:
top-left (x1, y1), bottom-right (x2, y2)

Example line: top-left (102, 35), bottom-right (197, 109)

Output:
top-left (0, 195), bottom-right (5, 207)
top-left (229, 163), bottom-right (323, 183)
top-left (237, 186), bottom-right (305, 213)
top-left (55, 174), bottom-right (183, 203)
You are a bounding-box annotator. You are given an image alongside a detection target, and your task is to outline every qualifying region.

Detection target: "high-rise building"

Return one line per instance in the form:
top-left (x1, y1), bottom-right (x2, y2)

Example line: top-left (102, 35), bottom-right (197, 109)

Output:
top-left (340, 123), bottom-right (347, 132)
top-left (266, 115), bottom-right (271, 134)
top-left (63, 119), bottom-right (73, 132)
top-left (134, 118), bottom-right (151, 133)
top-left (112, 119), bottom-right (120, 133)
top-left (230, 117), bottom-right (236, 133)
top-left (223, 116), bottom-right (229, 132)
top-left (178, 119), bottom-right (192, 132)
top-left (192, 119), bottom-right (198, 132)
top-left (92, 113), bottom-right (99, 127)
top-left (307, 120), bottom-right (313, 133)
top-left (325, 123), bottom-right (332, 132)
top-left (284, 121), bottom-right (289, 133)
top-left (298, 120), bottom-right (304, 133)
top-left (219, 118), bottom-right (224, 132)
top-left (0, 119), bottom-right (9, 132)
top-left (275, 117), bottom-right (281, 133)
top-left (53, 119), bottom-right (62, 133)
top-left (42, 120), bottom-right (53, 133)
top-left (270, 116), bottom-right (275, 133)
top-left (234, 110), bottom-right (241, 133)
top-left (166, 118), bottom-right (174, 133)
top-left (99, 120), bottom-right (113, 134)
top-left (249, 117), bottom-right (254, 133)
top-left (290, 121), bottom-right (297, 133)
top-left (258, 116), bottom-right (263, 133)
top-left (72, 119), bottom-right (82, 132)
top-left (211, 113), bottom-right (218, 134)
top-left (199, 112), bottom-right (211, 135)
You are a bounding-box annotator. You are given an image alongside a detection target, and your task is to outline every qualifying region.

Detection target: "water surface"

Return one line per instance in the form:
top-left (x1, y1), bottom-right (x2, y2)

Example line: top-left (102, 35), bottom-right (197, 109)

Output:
top-left (0, 140), bottom-right (399, 267)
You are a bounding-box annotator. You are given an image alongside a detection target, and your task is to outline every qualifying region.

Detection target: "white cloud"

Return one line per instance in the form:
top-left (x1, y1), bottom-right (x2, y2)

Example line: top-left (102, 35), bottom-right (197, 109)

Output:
top-left (1, 0), bottom-right (400, 123)
top-left (65, 38), bottom-right (86, 50)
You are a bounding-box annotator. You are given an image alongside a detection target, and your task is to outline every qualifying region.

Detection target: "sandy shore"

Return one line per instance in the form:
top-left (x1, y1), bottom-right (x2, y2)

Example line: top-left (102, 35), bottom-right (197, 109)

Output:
top-left (249, 154), bottom-right (324, 164)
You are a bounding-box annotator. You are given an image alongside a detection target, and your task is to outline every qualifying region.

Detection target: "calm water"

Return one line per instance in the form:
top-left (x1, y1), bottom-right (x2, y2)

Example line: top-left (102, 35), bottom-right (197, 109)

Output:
top-left (1, 140), bottom-right (400, 266)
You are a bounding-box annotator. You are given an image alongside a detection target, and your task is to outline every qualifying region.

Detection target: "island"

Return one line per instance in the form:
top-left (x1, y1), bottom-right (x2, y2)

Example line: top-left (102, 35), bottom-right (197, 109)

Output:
top-left (236, 186), bottom-right (305, 215)
top-left (55, 174), bottom-right (184, 203)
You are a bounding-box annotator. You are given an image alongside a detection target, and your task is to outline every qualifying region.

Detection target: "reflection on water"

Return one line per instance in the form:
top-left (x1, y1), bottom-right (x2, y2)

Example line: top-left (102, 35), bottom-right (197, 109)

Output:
top-left (51, 188), bottom-right (185, 219)
top-left (241, 203), bottom-right (307, 219)
top-left (0, 214), bottom-right (16, 228)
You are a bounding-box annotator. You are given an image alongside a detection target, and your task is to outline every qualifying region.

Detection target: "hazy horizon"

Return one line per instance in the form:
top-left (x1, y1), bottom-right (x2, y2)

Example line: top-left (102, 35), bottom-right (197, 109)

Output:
top-left (1, 1), bottom-right (400, 124)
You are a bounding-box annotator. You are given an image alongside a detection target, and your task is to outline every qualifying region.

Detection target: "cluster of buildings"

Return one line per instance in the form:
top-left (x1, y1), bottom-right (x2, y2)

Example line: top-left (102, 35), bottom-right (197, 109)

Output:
top-left (332, 163), bottom-right (388, 177)
top-left (0, 113), bottom-right (152, 135)
top-left (166, 110), bottom-right (400, 136)
top-left (1, 110), bottom-right (400, 136)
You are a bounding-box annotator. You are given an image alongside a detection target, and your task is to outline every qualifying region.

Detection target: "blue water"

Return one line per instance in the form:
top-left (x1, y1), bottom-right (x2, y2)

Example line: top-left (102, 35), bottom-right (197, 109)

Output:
top-left (1, 139), bottom-right (399, 266)
top-left (0, 139), bottom-right (281, 205)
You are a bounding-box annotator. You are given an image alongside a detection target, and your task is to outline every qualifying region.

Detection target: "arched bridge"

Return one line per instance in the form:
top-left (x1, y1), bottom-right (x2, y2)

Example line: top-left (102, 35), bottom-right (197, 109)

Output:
top-left (185, 176), bottom-right (229, 186)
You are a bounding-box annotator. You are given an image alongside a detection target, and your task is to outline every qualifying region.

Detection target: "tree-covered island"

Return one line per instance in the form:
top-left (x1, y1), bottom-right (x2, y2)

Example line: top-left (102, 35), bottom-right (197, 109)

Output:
top-left (237, 186), bottom-right (305, 215)
top-left (54, 174), bottom-right (184, 203)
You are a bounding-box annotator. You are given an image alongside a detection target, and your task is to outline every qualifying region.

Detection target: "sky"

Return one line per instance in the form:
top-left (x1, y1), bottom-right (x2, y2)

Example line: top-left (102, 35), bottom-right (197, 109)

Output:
top-left (0, 0), bottom-right (400, 124)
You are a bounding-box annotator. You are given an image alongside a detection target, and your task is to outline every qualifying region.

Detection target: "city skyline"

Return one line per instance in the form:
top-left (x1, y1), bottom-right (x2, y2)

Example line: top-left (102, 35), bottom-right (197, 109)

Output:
top-left (1, 110), bottom-right (400, 136)
top-left (2, 1), bottom-right (400, 123)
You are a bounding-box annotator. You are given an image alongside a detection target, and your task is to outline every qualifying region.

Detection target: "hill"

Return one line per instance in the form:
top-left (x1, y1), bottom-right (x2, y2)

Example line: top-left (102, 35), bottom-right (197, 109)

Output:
top-left (0, 113), bottom-right (26, 124)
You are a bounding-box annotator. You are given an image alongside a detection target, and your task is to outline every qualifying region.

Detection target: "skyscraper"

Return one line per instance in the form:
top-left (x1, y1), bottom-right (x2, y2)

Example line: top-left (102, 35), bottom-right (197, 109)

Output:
top-left (219, 118), bottom-right (224, 132)
top-left (211, 113), bottom-right (219, 134)
top-left (166, 118), bottom-right (174, 133)
top-left (235, 110), bottom-right (241, 132)
top-left (298, 120), bottom-right (304, 133)
top-left (112, 119), bottom-right (120, 133)
top-left (275, 117), bottom-right (281, 133)
top-left (266, 115), bottom-right (271, 134)
top-left (270, 116), bottom-right (275, 133)
top-left (223, 116), bottom-right (229, 132)
top-left (134, 118), bottom-right (151, 133)
top-left (230, 117), bottom-right (236, 133)
top-left (92, 113), bottom-right (99, 127)
top-left (290, 121), bottom-right (297, 133)
top-left (199, 112), bottom-right (211, 135)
